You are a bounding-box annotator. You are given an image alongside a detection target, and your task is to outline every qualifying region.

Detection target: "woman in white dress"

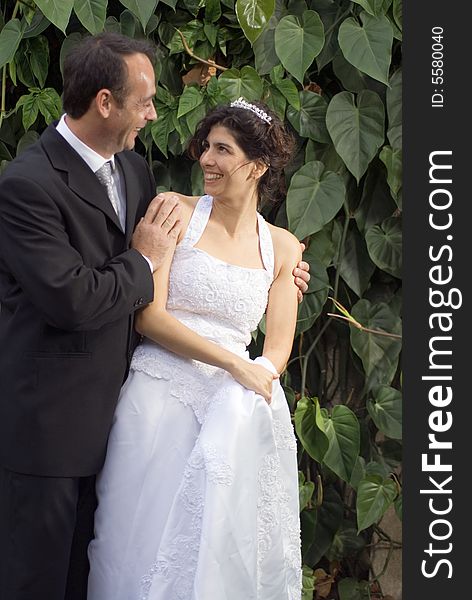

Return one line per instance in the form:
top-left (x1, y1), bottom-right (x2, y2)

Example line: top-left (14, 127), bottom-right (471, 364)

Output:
top-left (87, 99), bottom-right (303, 600)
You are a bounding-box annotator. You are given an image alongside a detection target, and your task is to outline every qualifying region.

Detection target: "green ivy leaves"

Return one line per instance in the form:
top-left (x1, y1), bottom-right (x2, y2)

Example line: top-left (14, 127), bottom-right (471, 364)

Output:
top-left (218, 66), bottom-right (263, 100)
top-left (275, 11), bottom-right (324, 84)
top-left (295, 397), bottom-right (329, 463)
top-left (0, 20), bottom-right (24, 69)
top-left (16, 88), bottom-right (62, 131)
top-left (338, 12), bottom-right (393, 85)
top-left (350, 299), bottom-right (402, 389)
top-left (287, 91), bottom-right (329, 142)
top-left (74, 0), bottom-right (107, 34)
top-left (34, 0), bottom-right (73, 34)
top-left (356, 475), bottom-right (397, 531)
top-left (366, 216), bottom-right (402, 278)
top-left (236, 0), bottom-right (275, 44)
top-left (286, 161), bottom-right (346, 240)
top-left (118, 0), bottom-right (158, 31)
top-left (322, 406), bottom-right (360, 482)
top-left (326, 90), bottom-right (385, 183)
top-left (367, 385), bottom-right (402, 439)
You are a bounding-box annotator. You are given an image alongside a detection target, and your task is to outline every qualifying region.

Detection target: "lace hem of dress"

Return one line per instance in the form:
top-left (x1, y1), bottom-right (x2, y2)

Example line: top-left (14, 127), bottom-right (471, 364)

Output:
top-left (257, 454), bottom-right (302, 599)
top-left (140, 442), bottom-right (233, 600)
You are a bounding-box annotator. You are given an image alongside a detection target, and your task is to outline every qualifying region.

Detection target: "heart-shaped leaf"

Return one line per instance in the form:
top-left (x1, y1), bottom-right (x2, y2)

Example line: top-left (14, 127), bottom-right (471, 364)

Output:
top-left (275, 10), bottom-right (325, 84)
top-left (368, 385), bottom-right (402, 439)
top-left (338, 12), bottom-right (393, 85)
top-left (322, 405), bottom-right (360, 482)
top-left (295, 396), bottom-right (329, 463)
top-left (356, 474), bottom-right (397, 531)
top-left (0, 19), bottom-right (25, 69)
top-left (118, 0), bottom-right (158, 30)
top-left (350, 299), bottom-right (402, 387)
top-left (236, 0), bottom-right (275, 44)
top-left (74, 0), bottom-right (107, 34)
top-left (35, 0), bottom-right (74, 34)
top-left (287, 161), bottom-right (345, 239)
top-left (218, 66), bottom-right (263, 101)
top-left (287, 91), bottom-right (329, 142)
top-left (326, 90), bottom-right (385, 182)
top-left (366, 216), bottom-right (402, 278)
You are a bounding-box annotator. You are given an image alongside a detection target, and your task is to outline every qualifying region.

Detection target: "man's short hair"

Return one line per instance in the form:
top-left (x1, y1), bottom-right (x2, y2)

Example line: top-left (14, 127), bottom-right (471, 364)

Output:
top-left (62, 32), bottom-right (156, 119)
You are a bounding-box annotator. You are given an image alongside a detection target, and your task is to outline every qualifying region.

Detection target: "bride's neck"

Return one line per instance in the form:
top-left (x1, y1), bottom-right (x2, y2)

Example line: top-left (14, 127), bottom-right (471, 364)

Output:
top-left (210, 194), bottom-right (259, 237)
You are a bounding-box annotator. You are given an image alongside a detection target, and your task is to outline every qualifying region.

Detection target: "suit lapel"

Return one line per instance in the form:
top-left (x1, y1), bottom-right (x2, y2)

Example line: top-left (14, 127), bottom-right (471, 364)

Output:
top-left (40, 124), bottom-right (124, 234)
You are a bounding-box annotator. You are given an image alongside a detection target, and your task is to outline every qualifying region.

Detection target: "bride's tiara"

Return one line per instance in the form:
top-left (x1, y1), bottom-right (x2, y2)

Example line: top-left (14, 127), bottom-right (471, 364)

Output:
top-left (229, 97), bottom-right (272, 124)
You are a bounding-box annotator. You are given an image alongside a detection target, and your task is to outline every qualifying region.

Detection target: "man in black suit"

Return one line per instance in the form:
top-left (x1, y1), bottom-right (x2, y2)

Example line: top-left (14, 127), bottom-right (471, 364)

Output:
top-left (0, 33), bottom-right (183, 600)
top-left (0, 32), bottom-right (310, 600)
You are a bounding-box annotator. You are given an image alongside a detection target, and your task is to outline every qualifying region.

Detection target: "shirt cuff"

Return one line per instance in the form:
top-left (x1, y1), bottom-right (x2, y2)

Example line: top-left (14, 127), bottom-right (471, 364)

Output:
top-left (141, 254), bottom-right (154, 272)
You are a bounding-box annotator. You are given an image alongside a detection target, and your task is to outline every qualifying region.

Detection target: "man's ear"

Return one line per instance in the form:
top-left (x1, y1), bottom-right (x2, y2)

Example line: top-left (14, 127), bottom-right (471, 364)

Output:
top-left (95, 89), bottom-right (113, 118)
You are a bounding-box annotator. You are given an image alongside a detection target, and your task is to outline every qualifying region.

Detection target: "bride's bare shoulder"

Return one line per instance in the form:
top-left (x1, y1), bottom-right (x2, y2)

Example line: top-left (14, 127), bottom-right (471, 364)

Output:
top-left (157, 191), bottom-right (199, 217)
top-left (267, 223), bottom-right (302, 275)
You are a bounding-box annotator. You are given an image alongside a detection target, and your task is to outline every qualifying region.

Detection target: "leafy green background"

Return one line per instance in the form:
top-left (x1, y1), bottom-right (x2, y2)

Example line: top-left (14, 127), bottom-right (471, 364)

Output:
top-left (0, 0), bottom-right (402, 597)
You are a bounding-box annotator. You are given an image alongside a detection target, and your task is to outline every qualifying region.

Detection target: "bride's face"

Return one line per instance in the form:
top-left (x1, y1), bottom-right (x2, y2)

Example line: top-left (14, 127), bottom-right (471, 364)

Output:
top-left (199, 125), bottom-right (256, 198)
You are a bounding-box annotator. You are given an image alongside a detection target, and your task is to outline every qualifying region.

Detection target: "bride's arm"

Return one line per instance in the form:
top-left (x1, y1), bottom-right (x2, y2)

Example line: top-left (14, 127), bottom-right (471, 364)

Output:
top-left (134, 235), bottom-right (277, 401)
top-left (262, 228), bottom-right (302, 373)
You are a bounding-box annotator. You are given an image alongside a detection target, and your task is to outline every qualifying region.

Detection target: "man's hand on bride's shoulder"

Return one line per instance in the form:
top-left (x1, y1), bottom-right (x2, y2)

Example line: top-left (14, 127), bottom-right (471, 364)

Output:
top-left (131, 193), bottom-right (182, 271)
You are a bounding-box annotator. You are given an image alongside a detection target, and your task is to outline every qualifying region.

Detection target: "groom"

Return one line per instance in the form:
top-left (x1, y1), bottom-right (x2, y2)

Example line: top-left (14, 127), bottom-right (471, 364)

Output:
top-left (0, 32), bottom-right (310, 600)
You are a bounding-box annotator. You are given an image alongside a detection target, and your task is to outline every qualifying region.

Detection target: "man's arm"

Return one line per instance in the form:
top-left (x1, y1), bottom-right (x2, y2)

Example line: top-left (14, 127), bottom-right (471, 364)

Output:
top-left (0, 175), bottom-right (154, 331)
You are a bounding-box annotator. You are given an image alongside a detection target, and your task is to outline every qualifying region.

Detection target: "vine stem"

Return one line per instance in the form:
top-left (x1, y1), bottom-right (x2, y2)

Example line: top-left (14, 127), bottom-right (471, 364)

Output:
top-left (176, 29), bottom-right (228, 72)
top-left (326, 313), bottom-right (403, 339)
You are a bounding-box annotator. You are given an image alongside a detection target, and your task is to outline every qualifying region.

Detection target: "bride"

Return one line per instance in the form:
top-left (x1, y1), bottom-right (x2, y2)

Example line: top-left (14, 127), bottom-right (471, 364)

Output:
top-left (87, 99), bottom-right (302, 600)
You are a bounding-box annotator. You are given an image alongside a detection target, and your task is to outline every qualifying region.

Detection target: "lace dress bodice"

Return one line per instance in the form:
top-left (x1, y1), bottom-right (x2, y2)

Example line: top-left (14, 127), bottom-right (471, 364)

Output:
top-left (131, 195), bottom-right (275, 422)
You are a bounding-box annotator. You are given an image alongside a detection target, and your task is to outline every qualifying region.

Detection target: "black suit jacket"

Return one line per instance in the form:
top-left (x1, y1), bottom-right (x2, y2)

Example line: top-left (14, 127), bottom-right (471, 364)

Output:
top-left (0, 124), bottom-right (155, 476)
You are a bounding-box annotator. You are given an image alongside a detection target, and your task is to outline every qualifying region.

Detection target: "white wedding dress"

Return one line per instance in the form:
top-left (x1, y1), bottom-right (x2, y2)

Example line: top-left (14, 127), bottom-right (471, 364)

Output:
top-left (87, 195), bottom-right (302, 600)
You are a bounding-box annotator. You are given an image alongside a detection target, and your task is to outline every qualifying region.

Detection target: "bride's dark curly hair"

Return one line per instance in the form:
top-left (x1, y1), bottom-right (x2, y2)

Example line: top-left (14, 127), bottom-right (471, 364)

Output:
top-left (187, 100), bottom-right (295, 205)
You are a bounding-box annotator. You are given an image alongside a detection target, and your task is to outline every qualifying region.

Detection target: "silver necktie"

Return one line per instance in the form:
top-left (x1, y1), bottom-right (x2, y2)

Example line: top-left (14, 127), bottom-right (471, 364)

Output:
top-left (96, 161), bottom-right (123, 229)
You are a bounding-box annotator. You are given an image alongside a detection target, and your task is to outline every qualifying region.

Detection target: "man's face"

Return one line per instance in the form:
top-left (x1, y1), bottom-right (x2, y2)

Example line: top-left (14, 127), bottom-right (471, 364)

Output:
top-left (110, 53), bottom-right (157, 153)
